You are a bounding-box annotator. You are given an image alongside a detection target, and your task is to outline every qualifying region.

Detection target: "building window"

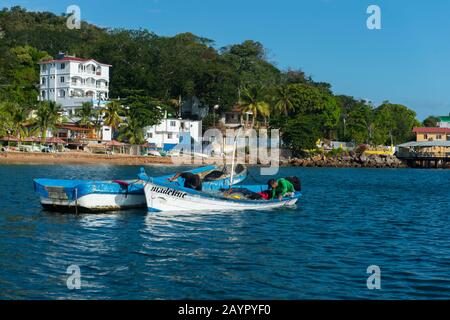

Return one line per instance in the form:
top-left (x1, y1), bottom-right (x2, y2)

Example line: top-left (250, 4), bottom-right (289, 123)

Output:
top-left (41, 77), bottom-right (46, 85)
top-left (436, 134), bottom-right (442, 140)
top-left (60, 76), bottom-right (65, 83)
top-left (41, 91), bottom-right (46, 99)
top-left (58, 90), bottom-right (65, 98)
top-left (424, 134), bottom-right (428, 140)
top-left (170, 121), bottom-right (176, 127)
top-left (60, 63), bottom-right (66, 69)
top-left (148, 133), bottom-right (153, 139)
top-left (41, 65), bottom-right (47, 72)
top-left (167, 133), bottom-right (173, 139)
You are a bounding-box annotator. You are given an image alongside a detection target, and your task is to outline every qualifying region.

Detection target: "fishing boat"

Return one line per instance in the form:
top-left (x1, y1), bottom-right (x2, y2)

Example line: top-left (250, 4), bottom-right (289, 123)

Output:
top-left (140, 170), bottom-right (301, 213)
top-left (33, 165), bottom-right (247, 213)
top-left (34, 178), bottom-right (145, 213)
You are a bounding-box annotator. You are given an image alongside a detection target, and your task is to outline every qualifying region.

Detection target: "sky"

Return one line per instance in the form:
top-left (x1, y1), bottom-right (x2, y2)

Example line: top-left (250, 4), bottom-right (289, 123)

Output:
top-left (2, 0), bottom-right (450, 120)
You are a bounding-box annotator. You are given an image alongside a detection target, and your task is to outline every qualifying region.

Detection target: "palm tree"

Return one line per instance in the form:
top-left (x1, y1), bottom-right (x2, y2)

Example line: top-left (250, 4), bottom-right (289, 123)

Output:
top-left (77, 102), bottom-right (94, 128)
top-left (35, 101), bottom-right (63, 142)
top-left (101, 100), bottom-right (123, 137)
top-left (118, 116), bottom-right (145, 145)
top-left (0, 101), bottom-right (32, 138)
top-left (0, 102), bottom-right (16, 137)
top-left (168, 95), bottom-right (182, 117)
top-left (20, 126), bottom-right (40, 139)
top-left (238, 86), bottom-right (270, 127)
top-left (273, 85), bottom-right (295, 116)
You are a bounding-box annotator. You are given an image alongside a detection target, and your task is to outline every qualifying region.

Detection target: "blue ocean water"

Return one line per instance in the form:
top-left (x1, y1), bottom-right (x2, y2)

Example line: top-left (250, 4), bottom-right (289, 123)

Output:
top-left (0, 165), bottom-right (449, 300)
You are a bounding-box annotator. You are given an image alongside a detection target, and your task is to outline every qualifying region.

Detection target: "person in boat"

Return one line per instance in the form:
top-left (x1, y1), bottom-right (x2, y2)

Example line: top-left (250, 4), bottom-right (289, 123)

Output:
top-left (268, 178), bottom-right (296, 201)
top-left (168, 172), bottom-right (202, 191)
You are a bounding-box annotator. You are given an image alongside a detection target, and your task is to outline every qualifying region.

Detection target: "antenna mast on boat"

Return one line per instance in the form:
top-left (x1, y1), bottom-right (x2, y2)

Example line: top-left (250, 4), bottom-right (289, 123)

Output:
top-left (229, 126), bottom-right (243, 187)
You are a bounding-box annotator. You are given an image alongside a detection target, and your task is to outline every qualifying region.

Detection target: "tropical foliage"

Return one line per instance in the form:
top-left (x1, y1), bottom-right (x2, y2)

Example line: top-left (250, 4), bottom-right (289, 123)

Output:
top-left (238, 86), bottom-right (270, 126)
top-left (76, 102), bottom-right (94, 128)
top-left (0, 6), bottom-right (427, 151)
top-left (34, 101), bottom-right (63, 142)
top-left (101, 100), bottom-right (123, 136)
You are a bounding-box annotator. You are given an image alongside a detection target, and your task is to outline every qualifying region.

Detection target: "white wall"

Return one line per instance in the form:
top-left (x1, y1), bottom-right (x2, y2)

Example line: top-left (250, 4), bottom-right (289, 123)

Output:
top-left (102, 126), bottom-right (112, 141)
top-left (39, 58), bottom-right (110, 113)
top-left (145, 118), bottom-right (202, 148)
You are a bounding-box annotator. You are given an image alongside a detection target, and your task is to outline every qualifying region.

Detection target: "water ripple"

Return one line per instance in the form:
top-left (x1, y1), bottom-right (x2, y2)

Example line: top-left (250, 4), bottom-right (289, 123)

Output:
top-left (0, 166), bottom-right (449, 299)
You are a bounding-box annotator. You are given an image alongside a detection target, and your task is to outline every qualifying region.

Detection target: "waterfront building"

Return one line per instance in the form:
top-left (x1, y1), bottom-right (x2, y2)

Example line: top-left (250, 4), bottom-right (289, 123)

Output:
top-left (37, 53), bottom-right (113, 143)
top-left (413, 127), bottom-right (450, 142)
top-left (38, 53), bottom-right (111, 116)
top-left (219, 106), bottom-right (254, 129)
top-left (396, 126), bottom-right (450, 168)
top-left (144, 116), bottom-right (202, 151)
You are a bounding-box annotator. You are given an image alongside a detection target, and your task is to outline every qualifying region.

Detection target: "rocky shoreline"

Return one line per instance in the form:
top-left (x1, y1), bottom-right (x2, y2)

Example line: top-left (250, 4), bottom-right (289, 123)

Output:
top-left (1, 151), bottom-right (445, 169)
top-left (282, 153), bottom-right (408, 168)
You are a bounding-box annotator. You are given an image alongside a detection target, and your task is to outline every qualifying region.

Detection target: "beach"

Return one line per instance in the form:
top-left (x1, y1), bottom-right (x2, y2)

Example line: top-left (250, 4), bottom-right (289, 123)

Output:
top-left (0, 151), bottom-right (175, 166)
top-left (2, 151), bottom-right (448, 168)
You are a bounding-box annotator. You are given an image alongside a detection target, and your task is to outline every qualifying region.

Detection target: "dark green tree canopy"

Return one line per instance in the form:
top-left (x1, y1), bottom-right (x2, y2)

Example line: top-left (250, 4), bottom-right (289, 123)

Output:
top-left (0, 6), bottom-right (426, 151)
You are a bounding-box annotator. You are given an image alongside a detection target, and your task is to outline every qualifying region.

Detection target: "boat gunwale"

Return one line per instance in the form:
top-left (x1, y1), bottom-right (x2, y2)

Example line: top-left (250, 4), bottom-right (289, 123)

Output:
top-left (144, 179), bottom-right (302, 205)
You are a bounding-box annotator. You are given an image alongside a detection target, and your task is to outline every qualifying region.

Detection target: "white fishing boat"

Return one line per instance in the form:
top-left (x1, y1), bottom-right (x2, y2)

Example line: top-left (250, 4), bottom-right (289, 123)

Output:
top-left (139, 170), bottom-right (301, 213)
top-left (141, 126), bottom-right (301, 213)
top-left (33, 165), bottom-right (247, 213)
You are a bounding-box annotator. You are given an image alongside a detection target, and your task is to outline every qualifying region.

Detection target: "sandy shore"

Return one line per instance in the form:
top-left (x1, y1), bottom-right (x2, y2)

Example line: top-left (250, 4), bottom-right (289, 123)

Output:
top-left (0, 151), bottom-right (177, 166)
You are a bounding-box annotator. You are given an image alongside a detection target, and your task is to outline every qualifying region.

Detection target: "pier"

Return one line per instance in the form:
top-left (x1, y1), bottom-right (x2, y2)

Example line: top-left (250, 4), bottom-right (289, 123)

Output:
top-left (396, 141), bottom-right (450, 169)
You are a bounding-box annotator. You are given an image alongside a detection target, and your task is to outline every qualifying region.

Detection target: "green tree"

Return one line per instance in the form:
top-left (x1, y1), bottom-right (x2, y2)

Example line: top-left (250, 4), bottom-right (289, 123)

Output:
top-left (238, 86), bottom-right (270, 126)
top-left (272, 85), bottom-right (295, 116)
top-left (372, 103), bottom-right (420, 145)
top-left (288, 84), bottom-right (340, 139)
top-left (336, 95), bottom-right (374, 144)
top-left (0, 102), bottom-right (16, 137)
top-left (345, 103), bottom-right (374, 144)
top-left (35, 100), bottom-right (63, 142)
top-left (0, 45), bottom-right (50, 104)
top-left (102, 100), bottom-right (123, 136)
top-left (279, 114), bottom-right (322, 154)
top-left (423, 116), bottom-right (439, 127)
top-left (76, 101), bottom-right (94, 127)
top-left (118, 116), bottom-right (145, 145)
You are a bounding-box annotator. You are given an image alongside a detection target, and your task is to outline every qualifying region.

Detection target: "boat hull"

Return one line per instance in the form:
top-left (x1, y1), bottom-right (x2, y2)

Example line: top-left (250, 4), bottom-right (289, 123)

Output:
top-left (40, 193), bottom-right (146, 212)
top-left (143, 181), bottom-right (300, 212)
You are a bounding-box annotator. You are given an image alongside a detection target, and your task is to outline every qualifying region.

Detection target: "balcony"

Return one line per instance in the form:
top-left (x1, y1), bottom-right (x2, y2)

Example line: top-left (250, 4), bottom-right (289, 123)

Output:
top-left (57, 97), bottom-right (110, 108)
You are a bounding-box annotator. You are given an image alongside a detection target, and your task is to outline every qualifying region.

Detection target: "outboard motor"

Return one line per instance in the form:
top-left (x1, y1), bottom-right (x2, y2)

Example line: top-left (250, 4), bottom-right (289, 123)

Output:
top-left (285, 176), bottom-right (301, 192)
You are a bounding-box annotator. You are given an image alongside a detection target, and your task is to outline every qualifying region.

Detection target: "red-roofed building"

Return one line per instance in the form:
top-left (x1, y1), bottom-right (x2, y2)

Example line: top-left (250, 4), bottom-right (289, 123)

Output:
top-left (412, 127), bottom-right (450, 142)
top-left (38, 53), bottom-right (111, 116)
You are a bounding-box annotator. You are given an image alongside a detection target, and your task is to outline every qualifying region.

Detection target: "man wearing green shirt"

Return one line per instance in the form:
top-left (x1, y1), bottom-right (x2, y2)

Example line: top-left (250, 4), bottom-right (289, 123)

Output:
top-left (268, 178), bottom-right (295, 201)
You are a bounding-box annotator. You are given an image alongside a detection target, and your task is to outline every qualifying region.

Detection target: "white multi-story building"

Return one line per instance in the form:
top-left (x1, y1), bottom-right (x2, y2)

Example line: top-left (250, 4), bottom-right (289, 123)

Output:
top-left (38, 53), bottom-right (111, 115)
top-left (145, 117), bottom-right (202, 151)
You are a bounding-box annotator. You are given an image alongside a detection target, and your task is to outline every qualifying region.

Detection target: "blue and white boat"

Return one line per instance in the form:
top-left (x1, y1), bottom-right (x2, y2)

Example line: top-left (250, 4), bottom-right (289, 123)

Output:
top-left (34, 178), bottom-right (145, 212)
top-left (33, 165), bottom-right (247, 213)
top-left (139, 169), bottom-right (301, 213)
